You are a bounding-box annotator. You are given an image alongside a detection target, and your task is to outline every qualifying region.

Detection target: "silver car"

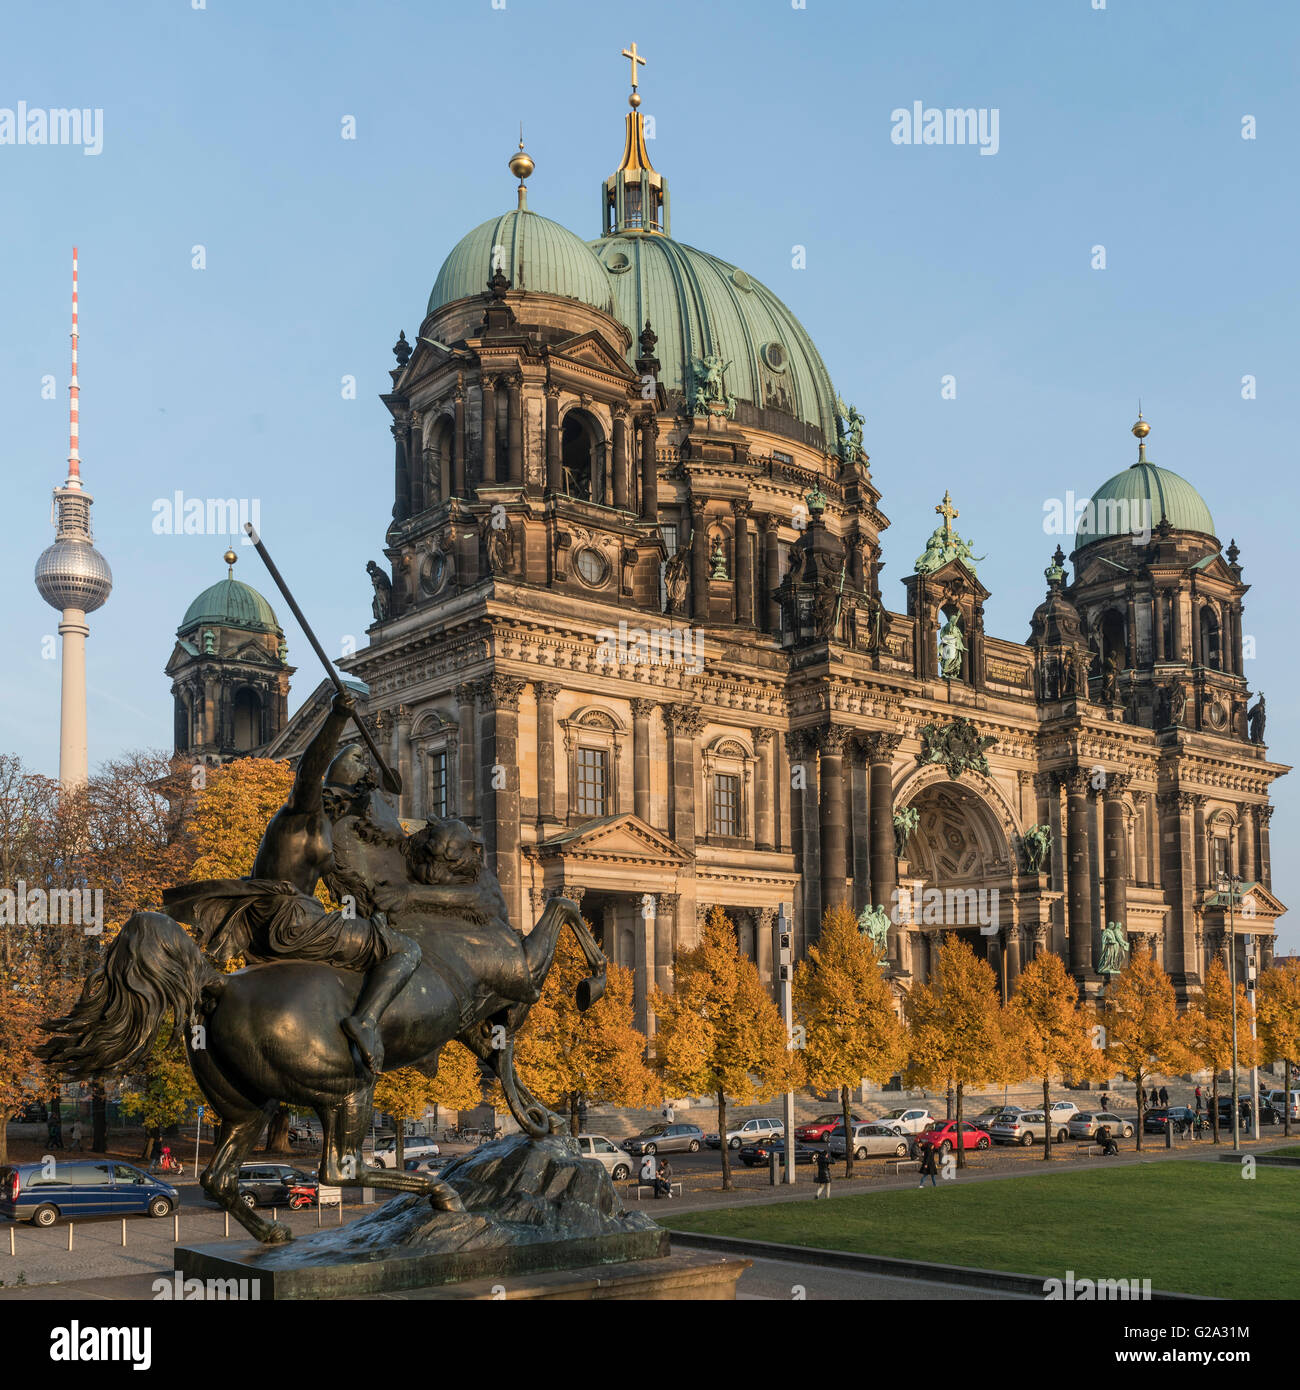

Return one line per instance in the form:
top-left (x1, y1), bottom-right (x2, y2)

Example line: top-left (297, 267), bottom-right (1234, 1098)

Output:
top-left (1068, 1111), bottom-right (1135, 1140)
top-left (572, 1134), bottom-right (632, 1180)
top-left (827, 1123), bottom-right (912, 1160)
top-left (874, 1107), bottom-right (934, 1135)
top-left (990, 1110), bottom-right (1070, 1146)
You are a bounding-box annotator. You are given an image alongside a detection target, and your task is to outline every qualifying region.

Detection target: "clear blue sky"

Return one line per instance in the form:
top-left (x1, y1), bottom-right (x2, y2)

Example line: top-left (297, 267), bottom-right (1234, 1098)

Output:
top-left (2, 1), bottom-right (1296, 947)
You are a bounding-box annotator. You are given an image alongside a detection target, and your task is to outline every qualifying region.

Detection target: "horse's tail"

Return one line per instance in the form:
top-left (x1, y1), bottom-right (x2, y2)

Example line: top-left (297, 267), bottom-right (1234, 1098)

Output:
top-left (39, 911), bottom-right (220, 1077)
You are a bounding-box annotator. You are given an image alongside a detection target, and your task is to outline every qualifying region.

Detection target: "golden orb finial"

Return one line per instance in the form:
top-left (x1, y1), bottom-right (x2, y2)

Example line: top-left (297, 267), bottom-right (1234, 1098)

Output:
top-left (224, 547), bottom-right (237, 576)
top-left (1132, 413), bottom-right (1150, 440)
top-left (508, 127), bottom-right (534, 209)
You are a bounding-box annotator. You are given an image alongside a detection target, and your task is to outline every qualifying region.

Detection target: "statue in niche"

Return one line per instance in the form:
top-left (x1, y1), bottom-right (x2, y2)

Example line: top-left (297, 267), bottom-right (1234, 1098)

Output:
top-left (366, 561), bottom-right (392, 622)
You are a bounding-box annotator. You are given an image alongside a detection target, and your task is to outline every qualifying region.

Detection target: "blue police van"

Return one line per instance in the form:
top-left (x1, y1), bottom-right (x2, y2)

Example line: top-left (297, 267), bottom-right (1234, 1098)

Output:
top-left (0, 1160), bottom-right (179, 1226)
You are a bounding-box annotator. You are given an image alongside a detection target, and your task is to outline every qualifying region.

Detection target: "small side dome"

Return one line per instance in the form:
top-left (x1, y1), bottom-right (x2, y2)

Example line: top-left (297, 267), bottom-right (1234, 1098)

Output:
top-left (428, 210), bottom-right (614, 318)
top-left (179, 577), bottom-right (281, 636)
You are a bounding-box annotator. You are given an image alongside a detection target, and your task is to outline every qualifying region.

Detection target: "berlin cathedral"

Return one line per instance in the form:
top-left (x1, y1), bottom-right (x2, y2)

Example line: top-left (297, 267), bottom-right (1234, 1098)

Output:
top-left (167, 49), bottom-right (1286, 1029)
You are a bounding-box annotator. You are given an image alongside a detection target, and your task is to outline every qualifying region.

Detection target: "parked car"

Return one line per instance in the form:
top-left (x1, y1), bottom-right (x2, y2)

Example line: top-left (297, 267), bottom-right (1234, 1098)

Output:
top-left (1047, 1100), bottom-right (1080, 1125)
top-left (828, 1123), bottom-right (912, 1160)
top-left (738, 1138), bottom-right (819, 1167)
top-left (402, 1156), bottom-right (448, 1175)
top-left (794, 1112), bottom-right (863, 1142)
top-left (235, 1163), bottom-right (319, 1209)
top-left (371, 1134), bottom-right (441, 1169)
top-left (968, 1104), bottom-right (1023, 1132)
top-left (1143, 1106), bottom-right (1197, 1135)
top-left (572, 1134), bottom-right (632, 1180)
top-left (1068, 1112), bottom-right (1135, 1140)
top-left (1, 1161), bottom-right (178, 1227)
top-left (705, 1117), bottom-right (784, 1150)
top-left (990, 1111), bottom-right (1070, 1146)
top-left (14, 1101), bottom-right (48, 1124)
top-left (917, 1120), bottom-right (991, 1154)
top-left (875, 1106), bottom-right (935, 1135)
top-left (1264, 1089), bottom-right (1300, 1122)
top-left (1213, 1096), bottom-right (1280, 1127)
top-left (623, 1123), bottom-right (704, 1156)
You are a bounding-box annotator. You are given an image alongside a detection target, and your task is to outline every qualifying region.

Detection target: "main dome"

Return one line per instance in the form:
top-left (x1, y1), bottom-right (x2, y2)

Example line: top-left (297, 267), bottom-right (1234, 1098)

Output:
top-left (1075, 460), bottom-right (1216, 547)
top-left (180, 578), bottom-right (281, 635)
top-left (589, 232), bottom-right (840, 446)
top-left (428, 210), bottom-right (614, 318)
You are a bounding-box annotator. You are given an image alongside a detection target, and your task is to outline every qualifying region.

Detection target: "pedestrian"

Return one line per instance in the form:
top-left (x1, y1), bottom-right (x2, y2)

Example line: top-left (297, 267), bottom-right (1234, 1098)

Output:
top-left (149, 1136), bottom-right (163, 1172)
top-left (917, 1140), bottom-right (939, 1189)
top-left (1100, 1131), bottom-right (1120, 1157)
top-left (639, 1152), bottom-right (656, 1190)
top-left (814, 1147), bottom-right (833, 1200)
top-left (1159, 1085), bottom-right (1169, 1107)
top-left (654, 1158), bottom-right (674, 1199)
top-left (69, 1121), bottom-right (83, 1152)
top-left (46, 1118), bottom-right (63, 1150)
top-left (1100, 1093), bottom-right (1109, 1112)
top-left (1195, 1086), bottom-right (1203, 1114)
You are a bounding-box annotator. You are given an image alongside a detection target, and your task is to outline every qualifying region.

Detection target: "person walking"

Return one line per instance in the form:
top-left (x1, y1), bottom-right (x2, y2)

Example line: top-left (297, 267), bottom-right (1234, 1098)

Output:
top-left (917, 1140), bottom-right (939, 1189)
top-left (69, 1120), bottom-right (83, 1152)
top-left (1159, 1085), bottom-right (1169, 1107)
top-left (1195, 1085), bottom-right (1203, 1114)
top-left (814, 1147), bottom-right (833, 1200)
top-left (1100, 1093), bottom-right (1110, 1112)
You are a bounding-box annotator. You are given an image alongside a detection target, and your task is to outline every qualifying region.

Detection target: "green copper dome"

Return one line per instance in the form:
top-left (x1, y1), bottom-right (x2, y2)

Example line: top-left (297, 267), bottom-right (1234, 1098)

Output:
top-left (1075, 459), bottom-right (1216, 547)
top-left (179, 578), bottom-right (281, 635)
top-left (428, 210), bottom-right (614, 318)
top-left (588, 232), bottom-right (839, 447)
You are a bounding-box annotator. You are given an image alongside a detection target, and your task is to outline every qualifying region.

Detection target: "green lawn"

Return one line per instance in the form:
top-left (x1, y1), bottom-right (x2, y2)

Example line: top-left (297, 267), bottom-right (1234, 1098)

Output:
top-left (661, 1164), bottom-right (1300, 1299)
top-left (1267, 1146), bottom-right (1300, 1159)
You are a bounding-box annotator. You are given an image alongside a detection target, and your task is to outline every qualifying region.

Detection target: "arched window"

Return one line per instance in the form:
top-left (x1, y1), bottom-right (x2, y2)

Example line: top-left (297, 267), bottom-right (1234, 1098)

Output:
top-left (426, 415), bottom-right (454, 507)
top-left (561, 410), bottom-right (605, 504)
top-left (1098, 609), bottom-right (1126, 667)
top-left (232, 688), bottom-right (262, 751)
top-left (1200, 606), bottom-right (1222, 670)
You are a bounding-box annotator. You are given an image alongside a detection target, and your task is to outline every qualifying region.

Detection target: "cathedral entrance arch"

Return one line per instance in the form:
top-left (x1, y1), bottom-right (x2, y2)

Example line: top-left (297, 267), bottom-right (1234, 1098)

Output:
top-left (892, 766), bottom-right (1021, 992)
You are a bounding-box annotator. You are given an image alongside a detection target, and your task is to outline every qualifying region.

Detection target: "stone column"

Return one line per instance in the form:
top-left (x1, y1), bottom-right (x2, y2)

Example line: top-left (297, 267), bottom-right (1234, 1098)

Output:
top-left (545, 385), bottom-right (561, 494)
top-left (754, 728), bottom-right (775, 850)
top-left (477, 677), bottom-right (523, 926)
top-left (452, 378), bottom-right (467, 498)
top-left (756, 905), bottom-right (775, 992)
top-left (640, 412), bottom-right (659, 521)
top-left (480, 375), bottom-right (498, 485)
top-left (534, 681), bottom-right (560, 830)
top-left (1239, 806), bottom-right (1257, 883)
top-left (1125, 585), bottom-right (1137, 668)
top-left (612, 408), bottom-right (629, 510)
top-left (1191, 594), bottom-right (1203, 668)
top-left (732, 499), bottom-right (753, 626)
top-left (1172, 585), bottom-right (1186, 663)
top-left (1257, 805), bottom-right (1273, 890)
top-left (1158, 790), bottom-right (1200, 986)
top-left (391, 416), bottom-right (411, 522)
top-left (1154, 588), bottom-right (1167, 662)
top-left (690, 496), bottom-right (710, 621)
top-left (1192, 794), bottom-right (1208, 892)
top-left (656, 893), bottom-right (678, 996)
top-left (762, 515), bottom-right (781, 633)
top-left (506, 374), bottom-right (523, 485)
top-left (1006, 926), bottom-right (1023, 993)
top-left (631, 698), bottom-right (654, 824)
top-left (1102, 773), bottom-right (1131, 934)
top-left (849, 736), bottom-right (871, 914)
top-left (818, 726), bottom-right (849, 918)
top-left (394, 704), bottom-right (413, 820)
top-left (455, 682), bottom-right (478, 823)
top-left (667, 704), bottom-right (702, 853)
top-left (635, 894), bottom-right (657, 1033)
top-left (864, 732), bottom-right (902, 959)
top-left (786, 730), bottom-right (821, 952)
top-left (1231, 603), bottom-right (1244, 675)
top-left (1064, 768), bottom-right (1097, 981)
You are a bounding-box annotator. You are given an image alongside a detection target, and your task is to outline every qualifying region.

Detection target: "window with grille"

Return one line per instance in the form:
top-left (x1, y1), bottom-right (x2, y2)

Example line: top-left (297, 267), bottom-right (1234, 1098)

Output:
top-left (576, 747), bottom-right (608, 817)
top-left (427, 749), bottom-right (449, 819)
top-left (713, 773), bottom-right (740, 837)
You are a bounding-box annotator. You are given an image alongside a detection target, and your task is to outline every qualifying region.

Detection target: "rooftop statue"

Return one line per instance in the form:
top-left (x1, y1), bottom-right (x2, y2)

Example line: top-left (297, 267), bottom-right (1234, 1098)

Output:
top-left (1097, 920), bottom-right (1130, 977)
top-left (857, 903), bottom-right (891, 954)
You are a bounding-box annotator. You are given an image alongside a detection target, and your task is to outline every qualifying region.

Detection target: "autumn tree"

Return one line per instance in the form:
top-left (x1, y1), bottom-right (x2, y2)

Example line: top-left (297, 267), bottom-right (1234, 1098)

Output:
top-left (652, 906), bottom-right (799, 1191)
top-left (1099, 944), bottom-right (1194, 1149)
top-left (1009, 950), bottom-right (1105, 1159)
top-left (506, 930), bottom-right (660, 1135)
top-left (1257, 958), bottom-right (1300, 1139)
top-left (119, 1025), bottom-right (206, 1160)
top-left (905, 937), bottom-right (1006, 1169)
top-left (1188, 957), bottom-right (1263, 1144)
top-left (0, 962), bottom-right (44, 1168)
top-left (793, 904), bottom-right (905, 1175)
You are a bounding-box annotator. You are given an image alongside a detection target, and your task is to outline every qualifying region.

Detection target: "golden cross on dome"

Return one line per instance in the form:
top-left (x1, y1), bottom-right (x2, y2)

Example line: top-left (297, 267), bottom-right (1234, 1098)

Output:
top-left (936, 490), bottom-right (959, 541)
top-left (621, 41), bottom-right (646, 92)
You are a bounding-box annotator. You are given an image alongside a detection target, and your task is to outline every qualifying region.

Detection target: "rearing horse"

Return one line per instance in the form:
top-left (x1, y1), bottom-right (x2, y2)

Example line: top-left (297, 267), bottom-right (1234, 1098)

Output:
top-left (40, 893), bottom-right (605, 1245)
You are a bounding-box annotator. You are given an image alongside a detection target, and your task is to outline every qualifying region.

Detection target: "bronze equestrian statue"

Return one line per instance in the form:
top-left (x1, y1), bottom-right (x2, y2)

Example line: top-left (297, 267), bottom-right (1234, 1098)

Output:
top-left (40, 708), bottom-right (605, 1246)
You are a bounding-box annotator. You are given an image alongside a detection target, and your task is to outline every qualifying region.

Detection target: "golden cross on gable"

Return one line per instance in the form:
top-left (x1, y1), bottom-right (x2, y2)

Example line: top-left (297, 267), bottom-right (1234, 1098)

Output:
top-left (621, 41), bottom-right (646, 91)
top-left (936, 490), bottom-right (959, 541)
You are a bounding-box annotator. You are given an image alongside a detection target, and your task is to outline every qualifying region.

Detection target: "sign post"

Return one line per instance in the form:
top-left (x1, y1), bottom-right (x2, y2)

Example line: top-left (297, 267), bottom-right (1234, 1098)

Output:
top-left (776, 904), bottom-right (796, 1185)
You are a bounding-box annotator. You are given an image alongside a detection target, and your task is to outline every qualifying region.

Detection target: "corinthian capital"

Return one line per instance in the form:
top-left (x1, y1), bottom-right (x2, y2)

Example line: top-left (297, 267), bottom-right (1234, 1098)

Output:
top-left (862, 731), bottom-right (902, 763)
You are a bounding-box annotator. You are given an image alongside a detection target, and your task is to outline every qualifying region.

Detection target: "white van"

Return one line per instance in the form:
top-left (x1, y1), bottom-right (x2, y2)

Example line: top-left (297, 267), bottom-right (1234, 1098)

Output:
top-left (1265, 1090), bottom-right (1300, 1122)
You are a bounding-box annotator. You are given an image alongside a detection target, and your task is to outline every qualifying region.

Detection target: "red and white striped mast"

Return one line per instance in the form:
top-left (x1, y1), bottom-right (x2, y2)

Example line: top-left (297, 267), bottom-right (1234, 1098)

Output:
top-left (66, 245), bottom-right (82, 488)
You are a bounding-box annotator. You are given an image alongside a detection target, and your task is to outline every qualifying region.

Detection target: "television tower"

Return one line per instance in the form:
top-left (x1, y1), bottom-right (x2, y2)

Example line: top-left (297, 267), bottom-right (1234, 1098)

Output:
top-left (34, 249), bottom-right (113, 788)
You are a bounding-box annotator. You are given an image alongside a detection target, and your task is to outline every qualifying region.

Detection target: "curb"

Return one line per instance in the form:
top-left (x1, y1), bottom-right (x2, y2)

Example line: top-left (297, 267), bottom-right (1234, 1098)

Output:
top-left (665, 1230), bottom-right (1213, 1300)
top-left (1215, 1152), bottom-right (1300, 1167)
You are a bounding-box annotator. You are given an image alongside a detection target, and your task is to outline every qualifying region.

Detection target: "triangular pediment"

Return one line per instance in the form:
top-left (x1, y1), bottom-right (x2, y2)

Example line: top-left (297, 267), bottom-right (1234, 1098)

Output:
top-left (1202, 882), bottom-right (1287, 922)
top-left (924, 557), bottom-right (990, 600)
top-left (534, 813), bottom-right (690, 865)
top-left (550, 331), bottom-right (638, 380)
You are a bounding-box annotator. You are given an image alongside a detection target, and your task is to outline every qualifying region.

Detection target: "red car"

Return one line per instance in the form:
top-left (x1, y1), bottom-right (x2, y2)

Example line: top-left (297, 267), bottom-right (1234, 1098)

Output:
top-left (795, 1112), bottom-right (863, 1143)
top-left (917, 1119), bottom-right (991, 1154)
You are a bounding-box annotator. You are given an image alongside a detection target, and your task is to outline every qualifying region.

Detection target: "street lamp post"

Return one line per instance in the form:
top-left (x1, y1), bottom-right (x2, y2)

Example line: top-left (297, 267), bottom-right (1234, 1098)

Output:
top-left (1247, 937), bottom-right (1259, 1141)
top-left (776, 903), bottom-right (796, 1186)
top-left (1217, 867), bottom-right (1242, 1153)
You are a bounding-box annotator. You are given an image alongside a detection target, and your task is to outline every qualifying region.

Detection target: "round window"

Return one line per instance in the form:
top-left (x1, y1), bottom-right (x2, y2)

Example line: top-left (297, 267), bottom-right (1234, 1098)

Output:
top-left (575, 549), bottom-right (608, 586)
top-left (731, 267), bottom-right (753, 292)
top-left (762, 342), bottom-right (787, 373)
top-left (607, 251), bottom-right (631, 274)
top-left (420, 551), bottom-right (446, 594)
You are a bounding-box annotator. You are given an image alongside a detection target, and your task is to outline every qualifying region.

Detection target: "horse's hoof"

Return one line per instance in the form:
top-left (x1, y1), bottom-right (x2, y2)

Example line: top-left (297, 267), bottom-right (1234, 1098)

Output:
top-left (261, 1225), bottom-right (293, 1245)
top-left (429, 1189), bottom-right (464, 1214)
